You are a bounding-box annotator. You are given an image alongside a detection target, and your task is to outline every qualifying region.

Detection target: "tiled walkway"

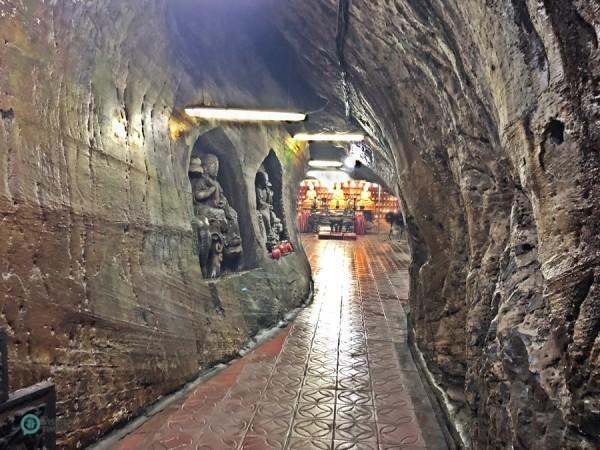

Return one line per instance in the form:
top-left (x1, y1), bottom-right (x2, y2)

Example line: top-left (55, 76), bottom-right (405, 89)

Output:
top-left (113, 236), bottom-right (449, 450)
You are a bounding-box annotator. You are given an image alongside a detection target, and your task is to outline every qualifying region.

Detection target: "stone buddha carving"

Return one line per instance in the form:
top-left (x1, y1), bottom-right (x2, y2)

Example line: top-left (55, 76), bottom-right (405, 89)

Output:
top-left (255, 170), bottom-right (283, 251)
top-left (189, 154), bottom-right (242, 278)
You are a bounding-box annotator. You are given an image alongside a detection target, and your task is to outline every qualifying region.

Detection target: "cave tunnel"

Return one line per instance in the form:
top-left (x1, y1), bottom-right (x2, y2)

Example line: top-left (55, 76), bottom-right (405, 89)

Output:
top-left (0, 0), bottom-right (598, 449)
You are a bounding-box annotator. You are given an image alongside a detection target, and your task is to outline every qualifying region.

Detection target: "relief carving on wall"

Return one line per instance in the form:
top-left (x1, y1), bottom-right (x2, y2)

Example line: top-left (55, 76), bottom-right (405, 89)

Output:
top-left (255, 169), bottom-right (283, 251)
top-left (189, 154), bottom-right (243, 278)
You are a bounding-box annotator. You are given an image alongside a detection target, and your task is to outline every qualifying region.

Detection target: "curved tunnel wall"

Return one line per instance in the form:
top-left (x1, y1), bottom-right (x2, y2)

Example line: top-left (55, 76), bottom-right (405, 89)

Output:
top-left (0, 0), bottom-right (598, 449)
top-left (273, 1), bottom-right (599, 448)
top-left (0, 0), bottom-right (312, 446)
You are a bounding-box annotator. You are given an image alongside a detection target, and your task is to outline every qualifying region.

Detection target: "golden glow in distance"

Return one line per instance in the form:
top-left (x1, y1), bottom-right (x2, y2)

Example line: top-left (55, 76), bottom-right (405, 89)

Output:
top-left (308, 160), bottom-right (344, 168)
top-left (185, 107), bottom-right (306, 122)
top-left (293, 133), bottom-right (365, 142)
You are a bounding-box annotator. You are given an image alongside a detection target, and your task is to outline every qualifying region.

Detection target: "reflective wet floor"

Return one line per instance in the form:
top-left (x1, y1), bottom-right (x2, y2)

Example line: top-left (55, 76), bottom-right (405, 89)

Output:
top-left (113, 236), bottom-right (449, 450)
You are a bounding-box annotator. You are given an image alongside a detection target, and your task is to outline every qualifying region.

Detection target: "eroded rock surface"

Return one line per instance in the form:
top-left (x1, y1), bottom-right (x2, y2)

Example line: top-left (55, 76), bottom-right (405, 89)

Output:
top-left (0, 0), bottom-right (598, 448)
top-left (0, 1), bottom-right (311, 446)
top-left (273, 1), bottom-right (599, 448)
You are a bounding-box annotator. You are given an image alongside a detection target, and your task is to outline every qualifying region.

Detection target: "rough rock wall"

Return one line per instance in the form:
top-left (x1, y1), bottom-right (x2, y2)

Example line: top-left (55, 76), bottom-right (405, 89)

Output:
top-left (273, 1), bottom-right (599, 448)
top-left (0, 0), bottom-right (311, 446)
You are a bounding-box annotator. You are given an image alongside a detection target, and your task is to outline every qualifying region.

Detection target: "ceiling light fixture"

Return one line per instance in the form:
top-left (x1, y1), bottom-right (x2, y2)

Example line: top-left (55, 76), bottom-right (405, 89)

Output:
top-left (306, 170), bottom-right (350, 184)
top-left (308, 160), bottom-right (344, 168)
top-left (293, 133), bottom-right (365, 142)
top-left (185, 107), bottom-right (306, 122)
top-left (343, 156), bottom-right (357, 169)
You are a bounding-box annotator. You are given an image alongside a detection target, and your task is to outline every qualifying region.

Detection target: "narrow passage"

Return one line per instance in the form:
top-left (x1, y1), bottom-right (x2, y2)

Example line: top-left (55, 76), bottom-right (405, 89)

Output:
top-left (114, 236), bottom-right (449, 449)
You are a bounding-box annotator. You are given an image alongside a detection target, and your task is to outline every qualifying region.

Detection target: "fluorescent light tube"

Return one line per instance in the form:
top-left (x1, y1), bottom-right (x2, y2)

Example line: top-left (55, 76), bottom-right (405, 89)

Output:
top-left (308, 160), bottom-right (344, 168)
top-left (293, 133), bottom-right (365, 142)
top-left (185, 107), bottom-right (306, 122)
top-left (306, 170), bottom-right (350, 183)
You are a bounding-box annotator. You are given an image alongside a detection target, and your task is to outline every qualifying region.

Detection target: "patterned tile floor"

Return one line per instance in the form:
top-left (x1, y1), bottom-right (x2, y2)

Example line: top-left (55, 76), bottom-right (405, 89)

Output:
top-left (113, 235), bottom-right (449, 450)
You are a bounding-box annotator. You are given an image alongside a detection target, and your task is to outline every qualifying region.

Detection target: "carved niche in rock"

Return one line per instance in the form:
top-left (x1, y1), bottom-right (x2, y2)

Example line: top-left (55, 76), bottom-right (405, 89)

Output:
top-left (189, 154), bottom-right (243, 278)
top-left (255, 169), bottom-right (283, 251)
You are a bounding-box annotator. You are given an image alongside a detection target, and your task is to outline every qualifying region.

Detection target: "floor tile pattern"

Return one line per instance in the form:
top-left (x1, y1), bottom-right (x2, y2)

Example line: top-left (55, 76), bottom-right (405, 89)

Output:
top-left (114, 236), bottom-right (448, 450)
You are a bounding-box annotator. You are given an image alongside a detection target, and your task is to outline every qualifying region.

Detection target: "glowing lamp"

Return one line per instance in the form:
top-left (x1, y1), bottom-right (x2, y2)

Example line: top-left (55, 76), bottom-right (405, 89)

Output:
top-left (306, 170), bottom-right (350, 185)
top-left (293, 133), bottom-right (365, 142)
top-left (185, 107), bottom-right (306, 122)
top-left (308, 160), bottom-right (344, 168)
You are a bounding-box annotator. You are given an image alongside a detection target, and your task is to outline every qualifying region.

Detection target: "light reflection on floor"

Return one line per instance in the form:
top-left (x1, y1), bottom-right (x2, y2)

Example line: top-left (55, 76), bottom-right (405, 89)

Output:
top-left (113, 235), bottom-right (447, 450)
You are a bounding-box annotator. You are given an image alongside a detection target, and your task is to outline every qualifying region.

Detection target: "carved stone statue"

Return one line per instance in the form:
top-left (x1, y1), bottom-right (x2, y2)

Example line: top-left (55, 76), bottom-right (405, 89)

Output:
top-left (357, 182), bottom-right (373, 209)
top-left (303, 181), bottom-right (318, 209)
top-left (189, 154), bottom-right (242, 278)
top-left (330, 181), bottom-right (347, 209)
top-left (255, 170), bottom-right (283, 251)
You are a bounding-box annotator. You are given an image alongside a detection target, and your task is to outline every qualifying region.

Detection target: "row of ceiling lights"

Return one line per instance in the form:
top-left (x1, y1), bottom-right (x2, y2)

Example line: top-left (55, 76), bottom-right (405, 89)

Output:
top-left (184, 106), bottom-right (365, 143)
top-left (184, 106), bottom-right (364, 183)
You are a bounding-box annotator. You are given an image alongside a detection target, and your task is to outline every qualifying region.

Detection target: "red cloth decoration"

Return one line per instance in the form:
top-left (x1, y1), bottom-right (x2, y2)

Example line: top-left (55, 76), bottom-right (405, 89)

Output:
top-left (355, 214), bottom-right (366, 235)
top-left (296, 211), bottom-right (311, 233)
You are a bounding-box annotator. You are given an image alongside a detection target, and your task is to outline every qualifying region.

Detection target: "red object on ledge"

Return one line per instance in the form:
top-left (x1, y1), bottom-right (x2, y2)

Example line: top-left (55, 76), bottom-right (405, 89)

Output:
top-left (271, 248), bottom-right (282, 259)
top-left (281, 241), bottom-right (293, 253)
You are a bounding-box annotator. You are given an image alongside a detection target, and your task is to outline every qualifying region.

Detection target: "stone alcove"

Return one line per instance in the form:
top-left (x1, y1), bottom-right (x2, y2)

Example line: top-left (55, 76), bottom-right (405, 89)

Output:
top-left (190, 128), bottom-right (259, 272)
top-left (255, 150), bottom-right (289, 252)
